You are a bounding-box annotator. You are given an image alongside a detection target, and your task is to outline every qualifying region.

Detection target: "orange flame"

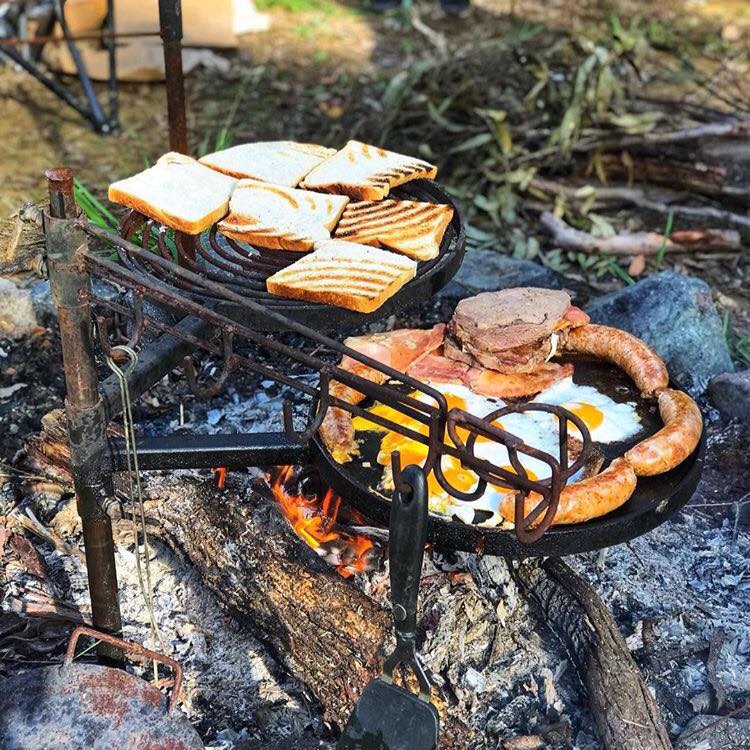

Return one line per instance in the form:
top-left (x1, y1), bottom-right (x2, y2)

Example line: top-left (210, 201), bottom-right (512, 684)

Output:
top-left (269, 466), bottom-right (380, 578)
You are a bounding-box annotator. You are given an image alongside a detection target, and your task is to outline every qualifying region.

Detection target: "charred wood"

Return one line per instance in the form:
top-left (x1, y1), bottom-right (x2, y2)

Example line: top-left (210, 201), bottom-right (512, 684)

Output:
top-left (511, 557), bottom-right (673, 750)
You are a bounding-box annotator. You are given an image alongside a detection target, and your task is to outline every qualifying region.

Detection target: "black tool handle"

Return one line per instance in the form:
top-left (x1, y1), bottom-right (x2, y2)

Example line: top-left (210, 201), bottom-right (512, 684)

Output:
top-left (389, 464), bottom-right (429, 639)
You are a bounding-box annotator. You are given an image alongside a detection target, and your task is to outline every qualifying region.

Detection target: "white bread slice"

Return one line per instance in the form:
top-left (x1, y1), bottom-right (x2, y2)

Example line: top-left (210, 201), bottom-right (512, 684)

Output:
top-left (300, 140), bottom-right (438, 201)
top-left (266, 239), bottom-right (417, 312)
top-left (199, 141), bottom-right (336, 186)
top-left (108, 152), bottom-right (237, 235)
top-left (218, 179), bottom-right (349, 251)
top-left (334, 199), bottom-right (453, 261)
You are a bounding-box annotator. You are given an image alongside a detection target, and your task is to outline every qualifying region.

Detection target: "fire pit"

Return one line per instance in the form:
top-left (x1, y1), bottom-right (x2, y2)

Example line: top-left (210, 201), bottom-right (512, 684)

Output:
top-left (40, 166), bottom-right (706, 748)
top-left (42, 164), bottom-right (705, 627)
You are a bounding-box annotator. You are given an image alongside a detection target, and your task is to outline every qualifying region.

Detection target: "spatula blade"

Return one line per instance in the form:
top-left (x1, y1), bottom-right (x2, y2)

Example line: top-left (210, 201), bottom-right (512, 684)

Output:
top-left (337, 679), bottom-right (439, 750)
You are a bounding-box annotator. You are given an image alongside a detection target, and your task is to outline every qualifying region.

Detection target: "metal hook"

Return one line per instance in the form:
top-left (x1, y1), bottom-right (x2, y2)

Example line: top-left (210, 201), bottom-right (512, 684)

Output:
top-left (282, 367), bottom-right (333, 444)
top-left (94, 294), bottom-right (145, 362)
top-left (181, 328), bottom-right (235, 399)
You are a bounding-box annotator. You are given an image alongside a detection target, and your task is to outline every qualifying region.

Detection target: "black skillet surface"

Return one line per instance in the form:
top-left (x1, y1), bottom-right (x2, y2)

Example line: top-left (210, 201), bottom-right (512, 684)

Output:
top-left (312, 358), bottom-right (706, 559)
top-left (207, 180), bottom-right (464, 333)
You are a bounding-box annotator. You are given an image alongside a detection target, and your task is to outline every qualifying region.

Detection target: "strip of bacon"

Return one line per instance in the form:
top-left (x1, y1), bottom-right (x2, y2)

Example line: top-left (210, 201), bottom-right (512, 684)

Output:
top-left (406, 351), bottom-right (470, 384)
top-left (320, 324), bottom-right (446, 462)
top-left (465, 361), bottom-right (574, 398)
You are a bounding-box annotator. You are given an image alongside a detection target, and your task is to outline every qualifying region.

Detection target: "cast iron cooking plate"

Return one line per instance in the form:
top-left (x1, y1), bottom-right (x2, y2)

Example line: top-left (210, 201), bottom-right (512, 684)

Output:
top-left (311, 359), bottom-right (705, 559)
top-left (120, 180), bottom-right (465, 334)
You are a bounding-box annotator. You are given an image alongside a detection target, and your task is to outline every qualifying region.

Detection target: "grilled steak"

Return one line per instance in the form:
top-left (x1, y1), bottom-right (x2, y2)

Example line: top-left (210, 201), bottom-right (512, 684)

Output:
top-left (446, 288), bottom-right (588, 374)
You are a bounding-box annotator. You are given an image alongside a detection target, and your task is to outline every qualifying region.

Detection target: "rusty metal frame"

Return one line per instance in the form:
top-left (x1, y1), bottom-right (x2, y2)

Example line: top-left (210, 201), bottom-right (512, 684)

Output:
top-left (78, 208), bottom-right (594, 538)
top-left (45, 168), bottom-right (594, 635)
top-left (44, 168), bottom-right (123, 658)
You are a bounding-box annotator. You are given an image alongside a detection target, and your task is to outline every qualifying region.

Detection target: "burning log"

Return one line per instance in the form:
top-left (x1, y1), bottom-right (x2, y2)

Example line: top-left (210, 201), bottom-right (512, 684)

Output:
top-left (511, 558), bottom-right (673, 750)
top-left (28, 411), bottom-right (675, 749)
top-left (140, 471), bottom-right (475, 749)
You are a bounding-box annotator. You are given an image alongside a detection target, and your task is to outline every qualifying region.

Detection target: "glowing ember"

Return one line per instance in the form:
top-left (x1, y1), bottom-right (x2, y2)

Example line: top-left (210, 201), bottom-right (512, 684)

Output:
top-left (268, 466), bottom-right (383, 578)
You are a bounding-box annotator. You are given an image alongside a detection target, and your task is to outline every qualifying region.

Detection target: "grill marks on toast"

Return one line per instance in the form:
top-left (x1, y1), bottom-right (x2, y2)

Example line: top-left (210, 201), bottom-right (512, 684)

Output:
top-left (266, 240), bottom-right (417, 313)
top-left (217, 179), bottom-right (348, 251)
top-left (301, 140), bottom-right (438, 200)
top-left (335, 199), bottom-right (453, 260)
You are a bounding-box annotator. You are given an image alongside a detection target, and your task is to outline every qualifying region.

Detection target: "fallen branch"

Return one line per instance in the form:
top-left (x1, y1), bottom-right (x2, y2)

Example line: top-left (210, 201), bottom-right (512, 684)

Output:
top-left (511, 558), bottom-right (673, 750)
top-left (530, 178), bottom-right (750, 235)
top-left (573, 118), bottom-right (750, 155)
top-left (539, 211), bottom-right (741, 256)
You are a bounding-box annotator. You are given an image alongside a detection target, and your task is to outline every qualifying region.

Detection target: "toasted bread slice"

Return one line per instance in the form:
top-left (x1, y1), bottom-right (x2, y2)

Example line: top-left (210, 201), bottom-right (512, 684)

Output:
top-left (108, 152), bottom-right (237, 235)
top-left (218, 179), bottom-right (349, 251)
top-left (266, 239), bottom-right (417, 312)
top-left (334, 199), bottom-right (453, 260)
top-left (199, 141), bottom-right (336, 186)
top-left (300, 140), bottom-right (438, 201)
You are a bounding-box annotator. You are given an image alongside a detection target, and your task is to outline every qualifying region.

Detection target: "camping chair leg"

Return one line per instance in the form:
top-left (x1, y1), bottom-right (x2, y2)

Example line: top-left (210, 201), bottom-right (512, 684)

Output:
top-left (54, 0), bottom-right (109, 133)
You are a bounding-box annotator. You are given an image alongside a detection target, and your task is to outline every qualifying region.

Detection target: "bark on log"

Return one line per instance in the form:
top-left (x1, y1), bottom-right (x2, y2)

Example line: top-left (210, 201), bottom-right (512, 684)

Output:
top-left (141, 474), bottom-right (474, 750)
top-left (511, 557), bottom-right (673, 750)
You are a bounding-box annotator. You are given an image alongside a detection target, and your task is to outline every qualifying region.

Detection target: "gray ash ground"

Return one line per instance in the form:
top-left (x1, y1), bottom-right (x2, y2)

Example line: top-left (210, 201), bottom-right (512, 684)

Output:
top-left (1, 302), bottom-right (749, 749)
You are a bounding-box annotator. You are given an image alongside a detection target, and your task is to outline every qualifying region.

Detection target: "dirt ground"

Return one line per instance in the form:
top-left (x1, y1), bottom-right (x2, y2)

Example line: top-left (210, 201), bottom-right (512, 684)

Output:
top-left (1, 0), bottom-right (748, 207)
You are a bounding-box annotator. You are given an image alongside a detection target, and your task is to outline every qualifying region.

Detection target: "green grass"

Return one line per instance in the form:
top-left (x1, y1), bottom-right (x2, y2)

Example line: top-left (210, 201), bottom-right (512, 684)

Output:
top-left (722, 310), bottom-right (750, 367)
top-left (606, 259), bottom-right (636, 286)
top-left (655, 210), bottom-right (674, 269)
top-left (74, 178), bottom-right (117, 231)
top-left (256, 0), bottom-right (344, 14)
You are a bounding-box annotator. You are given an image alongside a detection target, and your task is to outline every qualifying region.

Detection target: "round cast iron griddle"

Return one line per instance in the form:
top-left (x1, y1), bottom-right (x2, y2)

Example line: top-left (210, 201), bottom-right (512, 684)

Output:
top-left (122, 180), bottom-right (465, 334)
top-left (311, 359), bottom-right (706, 559)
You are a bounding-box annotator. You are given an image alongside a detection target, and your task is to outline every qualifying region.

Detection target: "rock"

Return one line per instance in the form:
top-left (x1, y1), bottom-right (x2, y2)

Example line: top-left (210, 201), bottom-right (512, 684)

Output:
top-left (439, 248), bottom-right (561, 299)
top-left (709, 370), bottom-right (750, 423)
top-left (585, 272), bottom-right (734, 395)
top-left (30, 280), bottom-right (56, 323)
top-left (0, 278), bottom-right (37, 339)
top-left (0, 204), bottom-right (44, 275)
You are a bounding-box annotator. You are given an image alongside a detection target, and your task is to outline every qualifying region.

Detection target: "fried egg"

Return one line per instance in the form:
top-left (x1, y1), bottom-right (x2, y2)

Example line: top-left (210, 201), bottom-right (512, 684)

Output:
top-left (354, 383), bottom-right (570, 523)
top-left (531, 377), bottom-right (642, 444)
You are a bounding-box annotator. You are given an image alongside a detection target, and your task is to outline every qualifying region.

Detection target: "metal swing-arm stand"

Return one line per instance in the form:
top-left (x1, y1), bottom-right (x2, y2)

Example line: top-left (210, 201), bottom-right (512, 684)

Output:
top-left (44, 168), bottom-right (123, 659)
top-left (0, 0), bottom-right (119, 133)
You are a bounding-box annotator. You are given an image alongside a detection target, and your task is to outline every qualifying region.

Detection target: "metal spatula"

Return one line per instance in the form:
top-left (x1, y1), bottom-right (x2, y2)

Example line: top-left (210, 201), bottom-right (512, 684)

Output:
top-left (337, 464), bottom-right (439, 750)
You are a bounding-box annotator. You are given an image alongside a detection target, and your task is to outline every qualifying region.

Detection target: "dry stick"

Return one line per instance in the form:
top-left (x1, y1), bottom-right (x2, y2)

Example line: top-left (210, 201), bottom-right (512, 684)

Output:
top-left (538, 211), bottom-right (740, 256)
top-left (512, 558), bottom-right (673, 750)
top-left (571, 118), bottom-right (750, 155)
top-left (530, 178), bottom-right (750, 234)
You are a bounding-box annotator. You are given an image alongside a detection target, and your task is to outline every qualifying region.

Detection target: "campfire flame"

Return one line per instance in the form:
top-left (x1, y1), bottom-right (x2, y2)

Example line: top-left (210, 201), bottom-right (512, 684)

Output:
top-left (269, 466), bottom-right (382, 578)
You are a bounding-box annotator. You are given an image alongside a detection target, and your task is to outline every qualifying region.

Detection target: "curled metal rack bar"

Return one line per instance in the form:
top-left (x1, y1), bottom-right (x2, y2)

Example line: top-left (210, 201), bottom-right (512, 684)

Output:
top-left (81, 218), bottom-right (593, 542)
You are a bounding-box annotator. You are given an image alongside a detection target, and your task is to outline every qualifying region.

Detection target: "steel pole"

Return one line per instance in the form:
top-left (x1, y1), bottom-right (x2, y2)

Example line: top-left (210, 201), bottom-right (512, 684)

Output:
top-left (44, 168), bottom-right (123, 659)
top-left (158, 0), bottom-right (188, 153)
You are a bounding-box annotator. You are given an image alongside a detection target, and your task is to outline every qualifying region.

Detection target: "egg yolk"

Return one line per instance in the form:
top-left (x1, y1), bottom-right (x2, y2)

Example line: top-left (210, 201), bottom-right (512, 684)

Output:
top-left (380, 431), bottom-right (429, 466)
top-left (353, 391), bottom-right (469, 437)
top-left (499, 464), bottom-right (538, 482)
top-left (429, 456), bottom-right (478, 496)
top-left (564, 402), bottom-right (604, 431)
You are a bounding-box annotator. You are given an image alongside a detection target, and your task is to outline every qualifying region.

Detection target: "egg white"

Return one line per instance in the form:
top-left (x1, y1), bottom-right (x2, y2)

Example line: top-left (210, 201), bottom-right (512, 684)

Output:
top-left (359, 379), bottom-right (629, 527)
top-left (531, 377), bottom-right (642, 444)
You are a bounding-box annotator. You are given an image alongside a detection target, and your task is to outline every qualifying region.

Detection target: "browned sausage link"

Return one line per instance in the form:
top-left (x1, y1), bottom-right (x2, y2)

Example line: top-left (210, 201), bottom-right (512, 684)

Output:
top-left (562, 324), bottom-right (669, 396)
top-left (318, 360), bottom-right (383, 463)
top-left (499, 457), bottom-right (637, 526)
top-left (624, 389), bottom-right (702, 476)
